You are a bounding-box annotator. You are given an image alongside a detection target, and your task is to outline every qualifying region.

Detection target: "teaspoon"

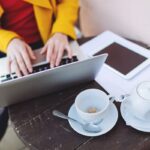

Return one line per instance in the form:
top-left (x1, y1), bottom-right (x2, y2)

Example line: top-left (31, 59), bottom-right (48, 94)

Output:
top-left (52, 110), bottom-right (102, 133)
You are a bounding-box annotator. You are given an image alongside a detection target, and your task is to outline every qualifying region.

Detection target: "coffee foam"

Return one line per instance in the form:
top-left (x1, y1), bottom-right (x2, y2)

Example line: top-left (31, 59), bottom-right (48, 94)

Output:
top-left (138, 82), bottom-right (150, 100)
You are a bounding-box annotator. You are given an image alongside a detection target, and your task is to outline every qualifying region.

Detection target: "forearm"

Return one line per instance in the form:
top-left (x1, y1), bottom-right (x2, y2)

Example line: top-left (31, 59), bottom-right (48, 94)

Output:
top-left (51, 0), bottom-right (79, 40)
top-left (0, 29), bottom-right (20, 53)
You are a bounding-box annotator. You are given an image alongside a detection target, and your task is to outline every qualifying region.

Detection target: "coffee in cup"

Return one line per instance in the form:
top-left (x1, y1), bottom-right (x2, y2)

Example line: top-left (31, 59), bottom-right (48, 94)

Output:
top-left (129, 81), bottom-right (150, 121)
top-left (75, 89), bottom-right (114, 123)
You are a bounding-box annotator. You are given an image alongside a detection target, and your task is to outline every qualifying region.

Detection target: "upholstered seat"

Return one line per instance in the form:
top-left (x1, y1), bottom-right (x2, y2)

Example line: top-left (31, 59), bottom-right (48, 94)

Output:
top-left (80, 0), bottom-right (150, 47)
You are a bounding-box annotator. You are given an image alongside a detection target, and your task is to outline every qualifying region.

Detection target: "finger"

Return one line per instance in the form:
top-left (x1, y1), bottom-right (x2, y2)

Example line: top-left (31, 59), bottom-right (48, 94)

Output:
top-left (25, 44), bottom-right (36, 60)
top-left (20, 48), bottom-right (33, 73)
top-left (6, 57), bottom-right (11, 75)
top-left (50, 43), bottom-right (59, 68)
top-left (11, 57), bottom-right (22, 77)
top-left (41, 44), bottom-right (48, 55)
top-left (46, 42), bottom-right (54, 63)
top-left (14, 52), bottom-right (28, 76)
top-left (55, 44), bottom-right (64, 66)
top-left (65, 45), bottom-right (72, 59)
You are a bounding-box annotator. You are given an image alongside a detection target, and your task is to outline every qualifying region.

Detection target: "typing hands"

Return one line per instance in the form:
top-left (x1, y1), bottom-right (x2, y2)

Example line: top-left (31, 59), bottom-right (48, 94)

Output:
top-left (41, 33), bottom-right (72, 68)
top-left (6, 33), bottom-right (72, 77)
top-left (7, 39), bottom-right (36, 77)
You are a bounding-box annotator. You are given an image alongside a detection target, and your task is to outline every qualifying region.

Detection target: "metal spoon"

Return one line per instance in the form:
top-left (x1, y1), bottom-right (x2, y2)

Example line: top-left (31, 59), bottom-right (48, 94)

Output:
top-left (52, 110), bottom-right (102, 133)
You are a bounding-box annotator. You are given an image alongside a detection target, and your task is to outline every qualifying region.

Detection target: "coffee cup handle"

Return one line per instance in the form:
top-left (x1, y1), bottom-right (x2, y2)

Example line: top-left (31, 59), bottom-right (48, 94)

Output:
top-left (108, 95), bottom-right (116, 103)
top-left (118, 94), bottom-right (130, 102)
top-left (108, 94), bottom-right (130, 103)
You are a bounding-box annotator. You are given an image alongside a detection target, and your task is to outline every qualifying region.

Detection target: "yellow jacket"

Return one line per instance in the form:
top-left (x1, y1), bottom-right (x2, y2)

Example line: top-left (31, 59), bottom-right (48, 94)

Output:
top-left (0, 0), bottom-right (79, 53)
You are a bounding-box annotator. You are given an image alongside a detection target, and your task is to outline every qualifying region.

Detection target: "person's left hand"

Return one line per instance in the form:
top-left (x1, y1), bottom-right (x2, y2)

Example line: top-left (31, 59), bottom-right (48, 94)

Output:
top-left (41, 33), bottom-right (72, 68)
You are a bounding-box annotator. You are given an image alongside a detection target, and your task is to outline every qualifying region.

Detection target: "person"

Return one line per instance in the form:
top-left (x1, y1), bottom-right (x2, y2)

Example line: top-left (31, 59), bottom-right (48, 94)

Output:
top-left (0, 0), bottom-right (79, 77)
top-left (0, 0), bottom-right (78, 140)
top-left (0, 108), bottom-right (8, 140)
top-left (79, 0), bottom-right (150, 48)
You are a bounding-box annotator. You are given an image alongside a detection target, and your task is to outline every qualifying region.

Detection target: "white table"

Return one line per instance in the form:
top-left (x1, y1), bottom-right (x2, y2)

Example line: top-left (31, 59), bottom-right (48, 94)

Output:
top-left (80, 31), bottom-right (150, 98)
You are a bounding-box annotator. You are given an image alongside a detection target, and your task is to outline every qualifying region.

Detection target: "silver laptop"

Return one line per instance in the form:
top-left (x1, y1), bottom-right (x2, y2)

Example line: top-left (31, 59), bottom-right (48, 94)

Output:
top-left (0, 42), bottom-right (108, 106)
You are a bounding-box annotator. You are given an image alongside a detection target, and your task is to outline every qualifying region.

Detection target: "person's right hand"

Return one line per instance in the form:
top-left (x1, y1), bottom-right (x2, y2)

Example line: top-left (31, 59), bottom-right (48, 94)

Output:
top-left (7, 38), bottom-right (36, 77)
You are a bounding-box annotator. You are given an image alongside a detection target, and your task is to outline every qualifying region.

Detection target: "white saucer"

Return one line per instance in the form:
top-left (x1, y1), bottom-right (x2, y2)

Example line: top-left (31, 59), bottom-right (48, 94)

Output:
top-left (121, 98), bottom-right (150, 132)
top-left (68, 103), bottom-right (118, 137)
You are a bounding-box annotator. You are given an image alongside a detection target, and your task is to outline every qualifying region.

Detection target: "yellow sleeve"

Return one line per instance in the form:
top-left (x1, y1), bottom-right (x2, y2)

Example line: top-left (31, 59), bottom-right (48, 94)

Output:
top-left (0, 29), bottom-right (20, 53)
top-left (51, 0), bottom-right (79, 40)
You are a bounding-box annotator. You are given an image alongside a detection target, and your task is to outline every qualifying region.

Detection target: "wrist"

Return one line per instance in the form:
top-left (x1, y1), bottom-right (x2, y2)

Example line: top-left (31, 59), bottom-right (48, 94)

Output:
top-left (54, 32), bottom-right (67, 37)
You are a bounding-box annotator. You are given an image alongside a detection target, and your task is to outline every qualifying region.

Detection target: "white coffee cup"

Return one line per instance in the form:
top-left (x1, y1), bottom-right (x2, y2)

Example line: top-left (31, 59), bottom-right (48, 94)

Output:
top-left (75, 89), bottom-right (114, 123)
top-left (129, 81), bottom-right (150, 121)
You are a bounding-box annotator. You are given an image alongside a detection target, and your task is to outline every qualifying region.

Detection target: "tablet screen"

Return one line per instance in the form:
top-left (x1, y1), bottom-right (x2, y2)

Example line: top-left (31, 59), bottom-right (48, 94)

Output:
top-left (93, 43), bottom-right (147, 75)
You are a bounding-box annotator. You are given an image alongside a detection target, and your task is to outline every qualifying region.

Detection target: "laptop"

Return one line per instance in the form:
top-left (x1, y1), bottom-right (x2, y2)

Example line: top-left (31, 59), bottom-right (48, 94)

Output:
top-left (0, 41), bottom-right (108, 107)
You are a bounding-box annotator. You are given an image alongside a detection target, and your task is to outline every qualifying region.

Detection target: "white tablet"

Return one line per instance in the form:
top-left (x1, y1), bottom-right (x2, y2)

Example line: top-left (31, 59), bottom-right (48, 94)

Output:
top-left (93, 42), bottom-right (150, 79)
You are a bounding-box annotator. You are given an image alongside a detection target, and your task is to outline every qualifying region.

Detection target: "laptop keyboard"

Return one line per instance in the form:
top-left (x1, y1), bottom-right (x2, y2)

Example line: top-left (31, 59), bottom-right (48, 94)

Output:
top-left (0, 56), bottom-right (78, 83)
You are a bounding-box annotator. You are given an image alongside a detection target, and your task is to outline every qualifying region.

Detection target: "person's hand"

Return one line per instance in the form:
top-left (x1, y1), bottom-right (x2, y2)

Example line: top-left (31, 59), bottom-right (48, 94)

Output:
top-left (41, 33), bottom-right (72, 68)
top-left (7, 38), bottom-right (36, 77)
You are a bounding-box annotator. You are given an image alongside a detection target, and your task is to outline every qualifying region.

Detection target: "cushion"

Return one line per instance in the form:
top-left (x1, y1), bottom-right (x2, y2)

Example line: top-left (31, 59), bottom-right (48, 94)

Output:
top-left (80, 0), bottom-right (150, 47)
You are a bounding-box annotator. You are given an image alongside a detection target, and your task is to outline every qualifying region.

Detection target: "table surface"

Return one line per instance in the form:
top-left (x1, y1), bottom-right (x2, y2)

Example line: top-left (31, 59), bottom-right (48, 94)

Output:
top-left (8, 38), bottom-right (150, 150)
top-left (9, 81), bottom-right (150, 150)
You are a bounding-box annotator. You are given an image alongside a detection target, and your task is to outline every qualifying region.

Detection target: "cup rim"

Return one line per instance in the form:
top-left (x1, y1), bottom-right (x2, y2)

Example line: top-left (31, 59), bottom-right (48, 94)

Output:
top-left (75, 89), bottom-right (110, 115)
top-left (136, 81), bottom-right (150, 101)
